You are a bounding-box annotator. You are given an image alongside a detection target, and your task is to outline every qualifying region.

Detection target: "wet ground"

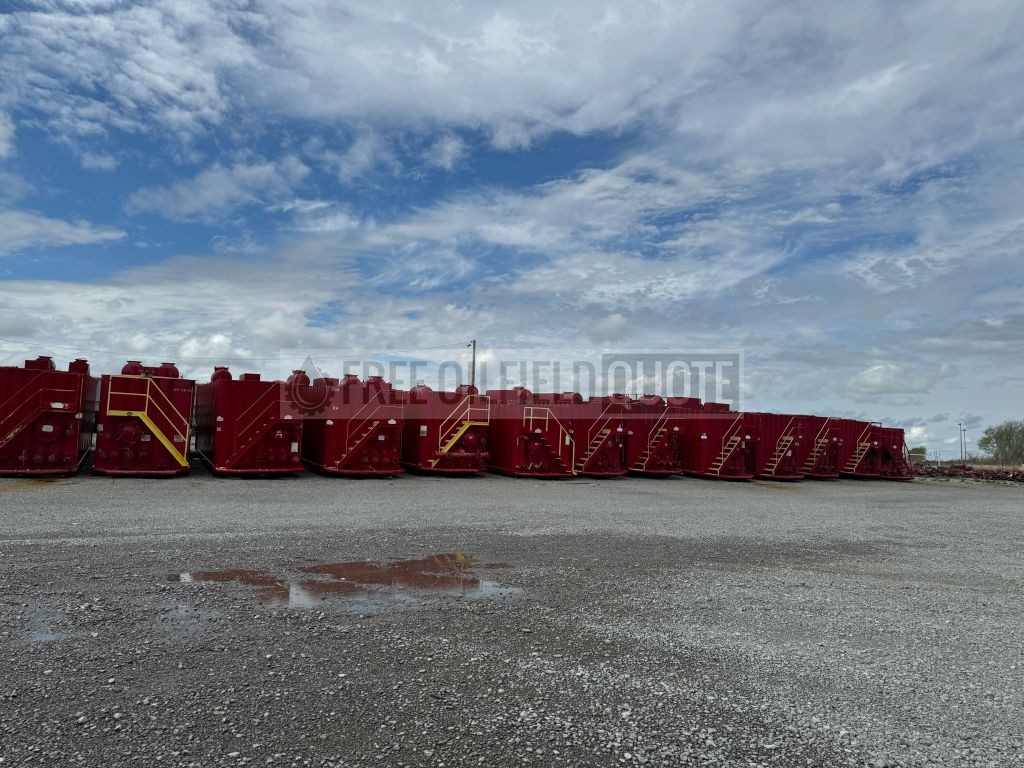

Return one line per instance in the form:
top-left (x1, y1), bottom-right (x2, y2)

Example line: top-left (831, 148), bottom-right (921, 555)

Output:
top-left (1, 468), bottom-right (1022, 767)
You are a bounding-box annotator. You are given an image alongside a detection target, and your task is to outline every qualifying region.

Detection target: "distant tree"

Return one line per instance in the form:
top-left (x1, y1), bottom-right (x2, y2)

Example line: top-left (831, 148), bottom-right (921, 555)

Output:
top-left (907, 445), bottom-right (927, 464)
top-left (977, 421), bottom-right (1024, 465)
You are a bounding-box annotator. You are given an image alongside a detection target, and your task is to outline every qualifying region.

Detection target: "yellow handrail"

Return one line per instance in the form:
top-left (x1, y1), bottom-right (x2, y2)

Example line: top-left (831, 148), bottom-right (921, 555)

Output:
top-left (105, 377), bottom-right (190, 467)
top-left (437, 395), bottom-right (491, 450)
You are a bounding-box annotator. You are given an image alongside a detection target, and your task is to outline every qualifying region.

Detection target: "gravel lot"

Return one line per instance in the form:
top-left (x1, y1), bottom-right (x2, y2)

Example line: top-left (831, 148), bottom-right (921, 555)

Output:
top-left (1, 469), bottom-right (1022, 767)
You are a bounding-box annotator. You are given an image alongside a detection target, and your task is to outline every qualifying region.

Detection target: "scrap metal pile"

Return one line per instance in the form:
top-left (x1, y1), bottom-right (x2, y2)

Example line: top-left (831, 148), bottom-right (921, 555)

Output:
top-left (914, 463), bottom-right (1024, 483)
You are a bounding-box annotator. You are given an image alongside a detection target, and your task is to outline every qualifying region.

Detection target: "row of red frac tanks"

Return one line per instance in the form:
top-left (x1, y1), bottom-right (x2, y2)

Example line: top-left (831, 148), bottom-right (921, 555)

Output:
top-left (0, 356), bottom-right (913, 480)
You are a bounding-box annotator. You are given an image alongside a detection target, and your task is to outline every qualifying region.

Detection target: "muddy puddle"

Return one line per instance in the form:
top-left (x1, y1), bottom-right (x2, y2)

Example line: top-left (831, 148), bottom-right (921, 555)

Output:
top-left (167, 554), bottom-right (519, 611)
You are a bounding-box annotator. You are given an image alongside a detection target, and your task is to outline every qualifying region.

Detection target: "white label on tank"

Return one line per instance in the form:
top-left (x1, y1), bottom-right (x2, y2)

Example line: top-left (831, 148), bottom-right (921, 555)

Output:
top-left (786, 450), bottom-right (792, 456)
top-left (325, 420), bottom-right (334, 426)
top-left (387, 418), bottom-right (397, 425)
top-left (419, 425), bottom-right (428, 436)
top-left (97, 424), bottom-right (104, 432)
top-left (75, 412), bottom-right (83, 420)
top-left (216, 416), bottom-right (224, 422)
top-left (290, 442), bottom-right (299, 453)
top-left (700, 433), bottom-right (707, 439)
top-left (50, 402), bottom-right (65, 409)
top-left (565, 434), bottom-right (571, 446)
top-left (141, 434), bottom-right (152, 442)
top-left (41, 424), bottom-right (54, 433)
top-left (378, 434), bottom-right (385, 441)
top-left (173, 435), bottom-right (184, 442)
top-left (284, 415), bottom-right (292, 420)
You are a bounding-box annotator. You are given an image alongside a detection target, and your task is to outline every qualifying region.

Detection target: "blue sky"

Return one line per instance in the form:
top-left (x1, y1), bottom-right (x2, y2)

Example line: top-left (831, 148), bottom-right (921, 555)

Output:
top-left (1, 0), bottom-right (1023, 456)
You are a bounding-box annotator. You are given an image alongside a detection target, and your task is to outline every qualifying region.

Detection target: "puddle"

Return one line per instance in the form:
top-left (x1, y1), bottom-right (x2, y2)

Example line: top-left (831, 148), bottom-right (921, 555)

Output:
top-left (18, 606), bottom-right (71, 645)
top-left (167, 554), bottom-right (519, 611)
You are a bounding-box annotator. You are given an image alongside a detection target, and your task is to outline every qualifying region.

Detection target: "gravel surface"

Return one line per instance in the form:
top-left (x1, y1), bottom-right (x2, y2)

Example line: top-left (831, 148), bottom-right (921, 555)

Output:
top-left (1, 469), bottom-right (1022, 767)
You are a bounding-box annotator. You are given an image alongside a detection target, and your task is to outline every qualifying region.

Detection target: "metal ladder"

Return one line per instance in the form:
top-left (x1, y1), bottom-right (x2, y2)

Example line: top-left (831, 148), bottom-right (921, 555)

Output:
top-left (802, 437), bottom-right (830, 473)
top-left (763, 435), bottom-right (794, 475)
top-left (224, 385), bottom-right (285, 468)
top-left (429, 395), bottom-right (490, 468)
top-left (707, 415), bottom-right (744, 476)
top-left (843, 423), bottom-right (876, 473)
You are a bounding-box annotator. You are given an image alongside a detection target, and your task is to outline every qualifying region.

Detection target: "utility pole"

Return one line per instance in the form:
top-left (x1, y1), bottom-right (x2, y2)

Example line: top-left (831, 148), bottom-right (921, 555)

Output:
top-left (961, 424), bottom-right (968, 462)
top-left (957, 422), bottom-right (964, 462)
top-left (469, 339), bottom-right (477, 390)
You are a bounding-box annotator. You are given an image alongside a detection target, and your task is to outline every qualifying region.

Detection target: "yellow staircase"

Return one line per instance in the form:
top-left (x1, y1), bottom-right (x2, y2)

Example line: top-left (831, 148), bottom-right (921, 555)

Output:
top-left (633, 410), bottom-right (670, 471)
top-left (801, 437), bottom-right (830, 473)
top-left (105, 376), bottom-right (190, 468)
top-left (842, 422), bottom-right (876, 474)
top-left (762, 434), bottom-right (794, 476)
top-left (636, 427), bottom-right (668, 470)
top-left (575, 428), bottom-right (612, 472)
top-left (707, 435), bottom-right (741, 476)
top-left (429, 395), bottom-right (490, 468)
top-left (843, 441), bottom-right (872, 473)
top-left (574, 404), bottom-right (622, 473)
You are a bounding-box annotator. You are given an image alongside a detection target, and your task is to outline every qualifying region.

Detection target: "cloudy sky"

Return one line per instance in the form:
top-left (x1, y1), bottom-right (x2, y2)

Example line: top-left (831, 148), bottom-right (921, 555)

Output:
top-left (1, 0), bottom-right (1022, 455)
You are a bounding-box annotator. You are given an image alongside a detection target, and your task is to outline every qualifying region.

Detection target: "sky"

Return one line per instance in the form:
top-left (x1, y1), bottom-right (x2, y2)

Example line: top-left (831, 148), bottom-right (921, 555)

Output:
top-left (0, 0), bottom-right (1022, 457)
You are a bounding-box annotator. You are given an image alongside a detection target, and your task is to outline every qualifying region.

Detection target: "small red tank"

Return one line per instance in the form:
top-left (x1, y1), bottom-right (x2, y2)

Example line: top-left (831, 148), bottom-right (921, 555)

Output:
top-left (750, 412), bottom-right (806, 480)
top-left (794, 415), bottom-right (842, 478)
top-left (484, 388), bottom-right (576, 478)
top-left (194, 368), bottom-right (304, 476)
top-left (299, 374), bottom-right (403, 476)
top-left (0, 356), bottom-right (98, 476)
top-left (837, 420), bottom-right (912, 479)
top-left (624, 395), bottom-right (688, 476)
top-left (399, 384), bottom-right (490, 474)
top-left (680, 403), bottom-right (756, 480)
top-left (93, 361), bottom-right (195, 477)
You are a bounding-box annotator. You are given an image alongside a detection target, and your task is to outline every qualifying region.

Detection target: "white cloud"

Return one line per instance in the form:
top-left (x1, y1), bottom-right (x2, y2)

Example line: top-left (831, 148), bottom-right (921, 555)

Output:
top-left (424, 134), bottom-right (466, 171)
top-left (79, 151), bottom-right (118, 171)
top-left (125, 156), bottom-right (309, 221)
top-left (0, 112), bottom-right (14, 158)
top-left (0, 209), bottom-right (125, 256)
top-left (0, 2), bottom-right (253, 139)
top-left (3, 0), bottom-right (1018, 163)
top-left (588, 313), bottom-right (629, 342)
top-left (332, 131), bottom-right (400, 184)
top-left (845, 363), bottom-right (949, 401)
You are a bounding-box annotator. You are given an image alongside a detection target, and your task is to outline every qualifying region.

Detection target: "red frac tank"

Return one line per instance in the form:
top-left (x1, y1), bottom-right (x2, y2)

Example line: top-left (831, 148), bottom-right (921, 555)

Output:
top-left (399, 384), bottom-right (490, 474)
top-left (0, 356), bottom-right (98, 476)
top-left (299, 374), bottom-right (403, 476)
top-left (193, 367), bottom-right (304, 476)
top-left (93, 361), bottom-right (195, 477)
